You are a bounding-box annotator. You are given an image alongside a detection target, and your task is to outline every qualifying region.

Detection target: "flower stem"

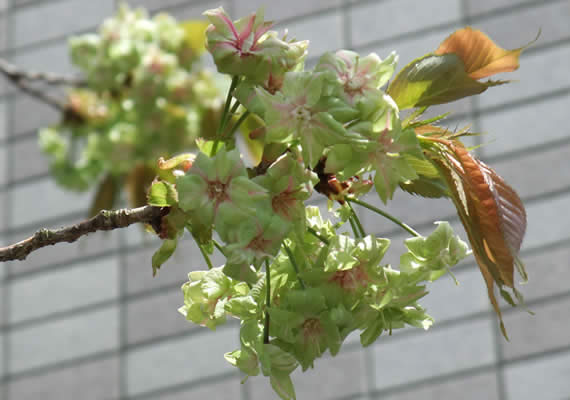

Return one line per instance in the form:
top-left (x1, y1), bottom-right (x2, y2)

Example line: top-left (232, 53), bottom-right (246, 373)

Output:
top-left (220, 76), bottom-right (239, 129)
top-left (347, 202), bottom-right (366, 237)
top-left (225, 110), bottom-right (250, 139)
top-left (347, 197), bottom-right (421, 237)
top-left (264, 259), bottom-right (271, 344)
top-left (348, 216), bottom-right (360, 239)
top-left (211, 76), bottom-right (239, 156)
top-left (229, 98), bottom-right (241, 116)
top-left (283, 242), bottom-right (306, 289)
top-left (307, 227), bottom-right (329, 245)
top-left (198, 243), bottom-right (214, 270)
top-left (213, 239), bottom-right (226, 257)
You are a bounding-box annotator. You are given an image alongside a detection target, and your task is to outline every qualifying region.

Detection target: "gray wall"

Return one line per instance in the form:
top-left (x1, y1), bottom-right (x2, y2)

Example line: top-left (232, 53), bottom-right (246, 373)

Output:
top-left (1, 0), bottom-right (569, 399)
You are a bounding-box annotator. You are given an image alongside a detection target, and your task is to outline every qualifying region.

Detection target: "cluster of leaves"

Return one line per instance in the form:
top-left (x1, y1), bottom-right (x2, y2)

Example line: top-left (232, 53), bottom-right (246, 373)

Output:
top-left (143, 7), bottom-right (532, 399)
top-left (39, 5), bottom-right (224, 214)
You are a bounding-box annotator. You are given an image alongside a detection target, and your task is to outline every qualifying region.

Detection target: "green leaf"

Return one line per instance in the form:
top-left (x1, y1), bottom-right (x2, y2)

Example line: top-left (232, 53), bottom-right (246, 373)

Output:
top-left (360, 318), bottom-right (383, 347)
top-left (195, 138), bottom-right (218, 155)
top-left (387, 53), bottom-right (494, 110)
top-left (399, 176), bottom-right (449, 198)
top-left (270, 372), bottom-right (296, 400)
top-left (403, 154), bottom-right (440, 178)
top-left (148, 181), bottom-right (178, 207)
top-left (225, 349), bottom-right (260, 376)
top-left (263, 344), bottom-right (298, 375)
top-left (151, 238), bottom-right (178, 276)
top-left (406, 112), bottom-right (450, 129)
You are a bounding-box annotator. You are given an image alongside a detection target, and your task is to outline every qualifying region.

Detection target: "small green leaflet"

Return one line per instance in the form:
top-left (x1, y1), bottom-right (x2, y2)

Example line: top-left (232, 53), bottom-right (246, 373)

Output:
top-left (151, 238), bottom-right (178, 276)
top-left (147, 181), bottom-right (178, 207)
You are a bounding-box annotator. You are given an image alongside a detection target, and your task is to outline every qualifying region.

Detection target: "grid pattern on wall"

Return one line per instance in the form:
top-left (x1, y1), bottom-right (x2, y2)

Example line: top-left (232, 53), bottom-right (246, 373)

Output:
top-left (0, 0), bottom-right (569, 399)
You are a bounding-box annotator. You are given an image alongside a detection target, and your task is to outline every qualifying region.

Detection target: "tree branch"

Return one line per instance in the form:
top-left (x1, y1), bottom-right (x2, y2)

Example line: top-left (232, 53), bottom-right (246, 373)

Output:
top-left (0, 58), bottom-right (85, 113)
top-left (0, 58), bottom-right (86, 86)
top-left (0, 206), bottom-right (169, 263)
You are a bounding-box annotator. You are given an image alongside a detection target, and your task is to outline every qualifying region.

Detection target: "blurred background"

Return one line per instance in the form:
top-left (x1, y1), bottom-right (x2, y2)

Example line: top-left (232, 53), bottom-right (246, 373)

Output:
top-left (0, 0), bottom-right (569, 399)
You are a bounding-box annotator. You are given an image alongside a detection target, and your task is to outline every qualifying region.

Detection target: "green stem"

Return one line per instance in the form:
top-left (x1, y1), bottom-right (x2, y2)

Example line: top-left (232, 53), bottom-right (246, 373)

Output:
top-left (213, 239), bottom-right (226, 257)
top-left (283, 242), bottom-right (306, 289)
top-left (211, 76), bottom-right (239, 156)
top-left (264, 259), bottom-right (271, 344)
top-left (229, 98), bottom-right (241, 117)
top-left (198, 243), bottom-right (214, 270)
top-left (348, 216), bottom-right (360, 239)
top-left (347, 197), bottom-right (421, 237)
top-left (220, 76), bottom-right (239, 130)
top-left (307, 227), bottom-right (329, 245)
top-left (225, 110), bottom-right (250, 139)
top-left (347, 202), bottom-right (366, 237)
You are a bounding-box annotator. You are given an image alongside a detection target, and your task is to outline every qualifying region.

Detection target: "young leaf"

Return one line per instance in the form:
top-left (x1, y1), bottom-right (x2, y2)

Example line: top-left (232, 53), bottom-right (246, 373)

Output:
top-left (424, 138), bottom-right (527, 338)
top-left (270, 371), bottom-right (296, 400)
top-left (399, 176), bottom-right (449, 199)
top-left (148, 180), bottom-right (178, 207)
top-left (152, 238), bottom-right (178, 276)
top-left (387, 53), bottom-right (489, 109)
top-left (435, 27), bottom-right (528, 80)
top-left (387, 27), bottom-right (534, 110)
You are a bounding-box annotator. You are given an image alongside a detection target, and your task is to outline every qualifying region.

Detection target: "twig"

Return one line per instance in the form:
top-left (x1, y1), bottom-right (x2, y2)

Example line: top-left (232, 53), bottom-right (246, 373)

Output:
top-left (0, 58), bottom-right (86, 86)
top-left (0, 58), bottom-right (81, 113)
top-left (0, 206), bottom-right (169, 262)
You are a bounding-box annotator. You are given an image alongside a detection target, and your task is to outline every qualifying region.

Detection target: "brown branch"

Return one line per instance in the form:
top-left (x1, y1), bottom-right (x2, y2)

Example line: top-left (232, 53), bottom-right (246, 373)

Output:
top-left (0, 206), bottom-right (170, 263)
top-left (0, 58), bottom-right (86, 86)
top-left (0, 58), bottom-right (85, 113)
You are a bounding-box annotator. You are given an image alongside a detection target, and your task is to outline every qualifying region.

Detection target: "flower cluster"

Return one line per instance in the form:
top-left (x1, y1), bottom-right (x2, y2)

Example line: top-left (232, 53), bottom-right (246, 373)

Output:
top-left (142, 7), bottom-right (529, 400)
top-left (39, 5), bottom-right (224, 212)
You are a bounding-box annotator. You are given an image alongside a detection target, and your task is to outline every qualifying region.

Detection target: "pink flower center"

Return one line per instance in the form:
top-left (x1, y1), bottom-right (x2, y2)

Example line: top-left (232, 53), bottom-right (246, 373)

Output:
top-left (246, 231), bottom-right (273, 253)
top-left (272, 189), bottom-right (299, 219)
top-left (207, 180), bottom-right (230, 207)
top-left (302, 318), bottom-right (322, 342)
top-left (329, 265), bottom-right (369, 291)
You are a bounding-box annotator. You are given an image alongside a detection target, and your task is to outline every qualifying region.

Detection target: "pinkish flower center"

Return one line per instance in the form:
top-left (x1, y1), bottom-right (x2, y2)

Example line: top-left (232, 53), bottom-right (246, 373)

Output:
top-left (271, 189), bottom-right (299, 219)
top-left (329, 265), bottom-right (369, 290)
top-left (302, 318), bottom-right (322, 342)
top-left (247, 231), bottom-right (273, 253)
top-left (345, 75), bottom-right (366, 95)
top-left (207, 180), bottom-right (230, 205)
top-left (291, 105), bottom-right (312, 124)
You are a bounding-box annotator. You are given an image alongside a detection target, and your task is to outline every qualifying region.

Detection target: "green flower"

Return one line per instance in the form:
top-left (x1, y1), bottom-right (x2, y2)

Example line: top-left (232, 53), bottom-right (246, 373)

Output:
top-left (327, 107), bottom-right (424, 203)
top-left (300, 234), bottom-right (390, 314)
top-left (316, 50), bottom-right (398, 105)
top-left (254, 153), bottom-right (318, 235)
top-left (400, 221), bottom-right (470, 280)
top-left (268, 288), bottom-right (342, 370)
top-left (179, 267), bottom-right (249, 330)
top-left (204, 7), bottom-right (307, 81)
top-left (219, 208), bottom-right (291, 283)
top-left (257, 71), bottom-right (361, 167)
top-left (176, 148), bottom-right (269, 237)
top-left (226, 320), bottom-right (299, 399)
